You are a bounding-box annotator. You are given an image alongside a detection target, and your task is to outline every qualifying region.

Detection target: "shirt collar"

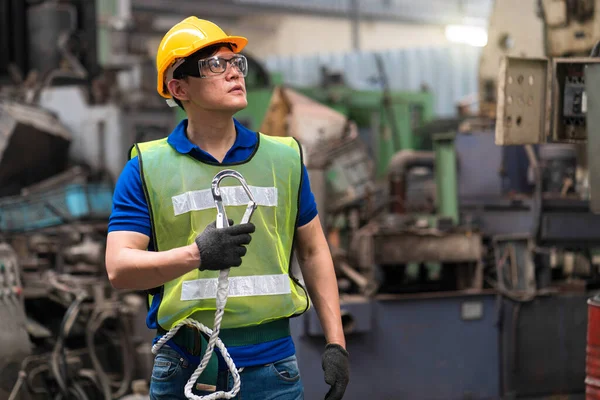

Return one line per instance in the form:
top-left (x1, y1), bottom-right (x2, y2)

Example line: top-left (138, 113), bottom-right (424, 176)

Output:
top-left (167, 118), bottom-right (257, 155)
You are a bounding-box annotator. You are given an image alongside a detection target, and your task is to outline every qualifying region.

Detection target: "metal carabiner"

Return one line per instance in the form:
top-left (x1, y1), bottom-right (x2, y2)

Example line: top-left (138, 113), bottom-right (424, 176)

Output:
top-left (211, 169), bottom-right (257, 229)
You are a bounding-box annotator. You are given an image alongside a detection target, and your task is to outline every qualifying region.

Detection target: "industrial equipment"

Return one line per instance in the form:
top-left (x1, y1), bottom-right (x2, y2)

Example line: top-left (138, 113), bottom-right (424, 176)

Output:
top-left (488, 0), bottom-right (600, 213)
top-left (2, 0), bottom-right (600, 399)
top-left (0, 170), bottom-right (154, 400)
top-left (488, 0), bottom-right (600, 398)
top-left (233, 67), bottom-right (435, 178)
top-left (0, 1), bottom-right (160, 399)
top-left (227, 2), bottom-right (600, 398)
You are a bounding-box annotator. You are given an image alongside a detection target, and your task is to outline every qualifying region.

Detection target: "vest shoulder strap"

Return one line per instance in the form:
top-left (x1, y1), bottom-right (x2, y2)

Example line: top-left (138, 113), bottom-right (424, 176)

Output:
top-left (129, 137), bottom-right (169, 160)
top-left (258, 133), bottom-right (302, 158)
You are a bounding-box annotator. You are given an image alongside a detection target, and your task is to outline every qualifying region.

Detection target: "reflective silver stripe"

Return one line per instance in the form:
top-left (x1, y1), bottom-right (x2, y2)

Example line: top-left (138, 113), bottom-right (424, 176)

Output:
top-left (172, 186), bottom-right (278, 216)
top-left (180, 274), bottom-right (291, 301)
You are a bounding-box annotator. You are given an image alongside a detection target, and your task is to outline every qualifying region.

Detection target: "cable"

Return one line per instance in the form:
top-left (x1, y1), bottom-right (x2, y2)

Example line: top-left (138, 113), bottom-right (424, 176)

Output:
top-left (15, 349), bottom-right (99, 398)
top-left (110, 311), bottom-right (135, 399)
top-left (84, 304), bottom-right (135, 400)
top-left (51, 292), bottom-right (87, 397)
top-left (71, 381), bottom-right (91, 400)
top-left (86, 309), bottom-right (113, 400)
top-left (7, 371), bottom-right (26, 400)
top-left (26, 363), bottom-right (51, 395)
top-left (54, 382), bottom-right (91, 400)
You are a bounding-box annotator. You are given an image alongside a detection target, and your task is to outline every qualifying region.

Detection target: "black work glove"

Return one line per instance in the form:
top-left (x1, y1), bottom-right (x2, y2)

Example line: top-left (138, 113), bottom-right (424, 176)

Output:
top-left (322, 343), bottom-right (349, 400)
top-left (195, 219), bottom-right (255, 271)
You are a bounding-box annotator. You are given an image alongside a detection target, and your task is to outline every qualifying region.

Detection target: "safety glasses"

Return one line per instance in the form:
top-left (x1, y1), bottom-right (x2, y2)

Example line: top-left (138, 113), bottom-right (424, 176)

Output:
top-left (197, 54), bottom-right (248, 78)
top-left (173, 54), bottom-right (248, 80)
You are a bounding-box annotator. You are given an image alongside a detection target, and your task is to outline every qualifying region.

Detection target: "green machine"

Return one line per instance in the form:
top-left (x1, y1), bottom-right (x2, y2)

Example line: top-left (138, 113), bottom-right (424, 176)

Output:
top-left (236, 85), bottom-right (435, 179)
top-left (305, 87), bottom-right (434, 178)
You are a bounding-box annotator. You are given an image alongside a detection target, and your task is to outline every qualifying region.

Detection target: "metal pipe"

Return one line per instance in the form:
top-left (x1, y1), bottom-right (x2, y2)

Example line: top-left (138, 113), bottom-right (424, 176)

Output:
top-left (433, 132), bottom-right (459, 224)
top-left (387, 150), bottom-right (435, 213)
top-left (118, 0), bottom-right (132, 21)
top-left (350, 0), bottom-right (360, 51)
top-left (337, 260), bottom-right (369, 291)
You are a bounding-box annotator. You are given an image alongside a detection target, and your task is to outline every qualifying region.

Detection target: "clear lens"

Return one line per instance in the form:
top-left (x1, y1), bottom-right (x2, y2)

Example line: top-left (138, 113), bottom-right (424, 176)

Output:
top-left (198, 55), bottom-right (248, 78)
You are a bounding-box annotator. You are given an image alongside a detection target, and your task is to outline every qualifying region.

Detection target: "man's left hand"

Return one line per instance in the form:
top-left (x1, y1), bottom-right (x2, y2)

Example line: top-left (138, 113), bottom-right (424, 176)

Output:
top-left (321, 343), bottom-right (349, 400)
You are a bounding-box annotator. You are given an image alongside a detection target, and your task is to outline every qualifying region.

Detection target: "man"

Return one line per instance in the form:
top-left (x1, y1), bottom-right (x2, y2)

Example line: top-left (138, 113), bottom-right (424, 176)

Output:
top-left (105, 16), bottom-right (349, 400)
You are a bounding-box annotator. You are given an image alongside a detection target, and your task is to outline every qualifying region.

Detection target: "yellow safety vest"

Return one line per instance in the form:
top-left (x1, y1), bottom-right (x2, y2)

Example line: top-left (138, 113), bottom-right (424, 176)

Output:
top-left (130, 133), bottom-right (310, 331)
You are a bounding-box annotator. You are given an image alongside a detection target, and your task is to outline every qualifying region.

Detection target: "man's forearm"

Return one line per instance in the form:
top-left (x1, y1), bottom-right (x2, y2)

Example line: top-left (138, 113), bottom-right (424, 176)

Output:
top-left (107, 242), bottom-right (199, 290)
top-left (298, 247), bottom-right (346, 348)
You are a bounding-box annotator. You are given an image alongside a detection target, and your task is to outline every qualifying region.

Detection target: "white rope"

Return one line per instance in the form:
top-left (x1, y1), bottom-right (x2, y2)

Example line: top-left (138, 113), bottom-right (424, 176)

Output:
top-left (151, 268), bottom-right (241, 399)
top-left (152, 170), bottom-right (255, 399)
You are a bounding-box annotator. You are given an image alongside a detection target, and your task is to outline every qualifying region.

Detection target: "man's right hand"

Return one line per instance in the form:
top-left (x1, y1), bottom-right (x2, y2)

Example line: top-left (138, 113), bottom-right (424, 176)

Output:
top-left (194, 219), bottom-right (255, 271)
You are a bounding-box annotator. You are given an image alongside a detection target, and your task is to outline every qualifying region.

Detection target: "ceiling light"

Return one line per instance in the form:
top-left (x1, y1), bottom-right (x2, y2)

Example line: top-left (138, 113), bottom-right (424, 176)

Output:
top-left (445, 24), bottom-right (488, 47)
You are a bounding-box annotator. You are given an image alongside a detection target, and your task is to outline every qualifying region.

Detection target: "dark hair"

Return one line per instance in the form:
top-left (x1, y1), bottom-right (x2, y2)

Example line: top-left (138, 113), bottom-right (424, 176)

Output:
top-left (168, 43), bottom-right (235, 110)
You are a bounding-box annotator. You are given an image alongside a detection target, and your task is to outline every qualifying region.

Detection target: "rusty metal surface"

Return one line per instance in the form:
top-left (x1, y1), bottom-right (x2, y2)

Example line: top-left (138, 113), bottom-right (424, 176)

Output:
top-left (387, 150), bottom-right (435, 213)
top-left (373, 230), bottom-right (482, 264)
top-left (543, 0), bottom-right (600, 57)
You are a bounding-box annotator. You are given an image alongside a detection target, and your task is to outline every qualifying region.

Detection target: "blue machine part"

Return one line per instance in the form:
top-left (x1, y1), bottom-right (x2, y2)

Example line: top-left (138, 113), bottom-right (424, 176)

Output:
top-left (291, 294), bottom-right (500, 400)
top-left (0, 182), bottom-right (113, 232)
top-left (502, 145), bottom-right (535, 195)
top-left (455, 131), bottom-right (504, 201)
top-left (454, 130), bottom-right (534, 203)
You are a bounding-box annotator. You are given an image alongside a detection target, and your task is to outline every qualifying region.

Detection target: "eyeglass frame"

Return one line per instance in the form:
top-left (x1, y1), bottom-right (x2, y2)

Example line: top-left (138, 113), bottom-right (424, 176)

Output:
top-left (172, 54), bottom-right (248, 80)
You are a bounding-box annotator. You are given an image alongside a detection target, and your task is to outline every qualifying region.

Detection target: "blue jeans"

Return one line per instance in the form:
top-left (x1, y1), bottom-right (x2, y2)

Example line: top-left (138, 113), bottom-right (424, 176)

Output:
top-left (149, 345), bottom-right (304, 400)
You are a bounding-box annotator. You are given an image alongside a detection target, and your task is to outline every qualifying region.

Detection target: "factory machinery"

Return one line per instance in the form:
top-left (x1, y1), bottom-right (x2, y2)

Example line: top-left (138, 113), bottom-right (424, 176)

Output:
top-left (0, 1), bottom-right (174, 399)
top-left (0, 0), bottom-right (599, 399)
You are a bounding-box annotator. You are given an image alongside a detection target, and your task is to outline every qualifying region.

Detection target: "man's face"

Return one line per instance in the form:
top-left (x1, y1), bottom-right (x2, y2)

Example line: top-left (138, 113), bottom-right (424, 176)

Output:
top-left (173, 47), bottom-right (248, 113)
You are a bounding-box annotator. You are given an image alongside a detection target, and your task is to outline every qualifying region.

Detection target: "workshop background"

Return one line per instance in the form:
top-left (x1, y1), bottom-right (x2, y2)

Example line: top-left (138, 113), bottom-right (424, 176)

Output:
top-left (2, 0), bottom-right (600, 399)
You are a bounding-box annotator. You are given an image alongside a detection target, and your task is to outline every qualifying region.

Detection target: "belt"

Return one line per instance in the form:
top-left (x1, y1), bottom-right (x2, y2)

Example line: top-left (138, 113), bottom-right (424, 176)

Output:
top-left (157, 318), bottom-right (291, 356)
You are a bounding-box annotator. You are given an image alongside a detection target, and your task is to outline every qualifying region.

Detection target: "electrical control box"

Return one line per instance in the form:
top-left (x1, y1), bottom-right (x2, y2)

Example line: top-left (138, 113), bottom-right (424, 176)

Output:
top-left (563, 76), bottom-right (586, 121)
top-left (495, 56), bottom-right (600, 145)
top-left (553, 58), bottom-right (591, 142)
top-left (495, 56), bottom-right (551, 145)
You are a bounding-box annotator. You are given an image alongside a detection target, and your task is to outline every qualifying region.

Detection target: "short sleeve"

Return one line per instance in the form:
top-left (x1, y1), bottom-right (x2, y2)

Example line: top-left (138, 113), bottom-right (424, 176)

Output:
top-left (108, 157), bottom-right (153, 238)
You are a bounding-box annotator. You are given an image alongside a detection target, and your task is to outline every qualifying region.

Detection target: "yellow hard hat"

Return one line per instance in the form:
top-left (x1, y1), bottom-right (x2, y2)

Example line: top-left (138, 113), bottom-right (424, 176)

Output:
top-left (156, 17), bottom-right (248, 98)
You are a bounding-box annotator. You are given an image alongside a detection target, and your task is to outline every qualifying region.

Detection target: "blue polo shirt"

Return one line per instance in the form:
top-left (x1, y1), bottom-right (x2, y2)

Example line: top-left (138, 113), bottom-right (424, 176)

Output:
top-left (108, 117), bottom-right (318, 368)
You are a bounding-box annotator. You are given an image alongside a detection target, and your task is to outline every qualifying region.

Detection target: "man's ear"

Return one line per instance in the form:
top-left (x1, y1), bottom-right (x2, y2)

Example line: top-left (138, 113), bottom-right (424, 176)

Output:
top-left (166, 79), bottom-right (189, 102)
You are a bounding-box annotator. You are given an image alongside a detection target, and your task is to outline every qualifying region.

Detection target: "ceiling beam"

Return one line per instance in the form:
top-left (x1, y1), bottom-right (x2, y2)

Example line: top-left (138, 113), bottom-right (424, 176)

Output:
top-left (131, 0), bottom-right (490, 26)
